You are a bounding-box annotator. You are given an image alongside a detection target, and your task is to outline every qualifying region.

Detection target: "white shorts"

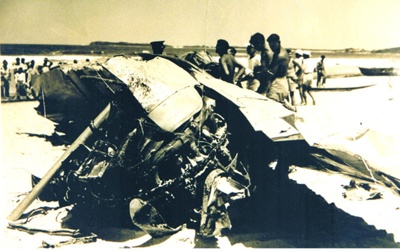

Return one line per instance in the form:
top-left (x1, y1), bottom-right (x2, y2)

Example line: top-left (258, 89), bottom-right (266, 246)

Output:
top-left (303, 73), bottom-right (313, 82)
top-left (267, 77), bottom-right (289, 102)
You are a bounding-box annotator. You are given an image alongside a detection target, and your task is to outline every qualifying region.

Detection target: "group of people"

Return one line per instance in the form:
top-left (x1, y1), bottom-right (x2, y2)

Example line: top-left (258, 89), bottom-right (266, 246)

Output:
top-left (214, 33), bottom-right (328, 110)
top-left (1, 57), bottom-right (56, 100)
top-left (1, 57), bottom-right (95, 100)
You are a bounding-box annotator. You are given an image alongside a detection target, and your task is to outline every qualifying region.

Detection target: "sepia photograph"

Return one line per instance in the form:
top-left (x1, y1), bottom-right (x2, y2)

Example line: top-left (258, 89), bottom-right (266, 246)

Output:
top-left (1, 0), bottom-right (400, 249)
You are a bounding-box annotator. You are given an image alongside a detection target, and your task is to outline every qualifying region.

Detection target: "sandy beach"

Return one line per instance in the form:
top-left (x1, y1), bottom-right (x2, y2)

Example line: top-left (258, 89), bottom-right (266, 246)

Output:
top-left (3, 0), bottom-right (400, 248)
top-left (1, 55), bottom-right (400, 249)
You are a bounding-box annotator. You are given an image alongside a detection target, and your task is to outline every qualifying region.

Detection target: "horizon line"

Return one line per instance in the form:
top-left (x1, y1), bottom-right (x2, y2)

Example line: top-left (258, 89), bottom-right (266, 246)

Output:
top-left (2, 42), bottom-right (397, 52)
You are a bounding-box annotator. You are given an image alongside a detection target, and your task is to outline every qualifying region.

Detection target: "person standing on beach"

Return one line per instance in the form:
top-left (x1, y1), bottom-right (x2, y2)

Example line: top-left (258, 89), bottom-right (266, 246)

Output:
top-left (301, 51), bottom-right (316, 105)
top-left (72, 59), bottom-right (79, 70)
top-left (1, 60), bottom-right (11, 98)
top-left (10, 58), bottom-right (21, 91)
top-left (264, 34), bottom-right (295, 111)
top-left (21, 58), bottom-right (29, 72)
top-left (293, 49), bottom-right (304, 104)
top-left (12, 57), bottom-right (21, 74)
top-left (20, 58), bottom-right (29, 83)
top-left (316, 55), bottom-right (327, 87)
top-left (215, 39), bottom-right (245, 84)
top-left (228, 47), bottom-right (237, 56)
top-left (249, 32), bottom-right (273, 95)
top-left (242, 44), bottom-right (261, 91)
top-left (14, 68), bottom-right (29, 100)
top-left (42, 58), bottom-right (53, 73)
top-left (84, 58), bottom-right (91, 67)
top-left (228, 46), bottom-right (241, 83)
top-left (286, 49), bottom-right (302, 106)
top-left (26, 60), bottom-right (38, 87)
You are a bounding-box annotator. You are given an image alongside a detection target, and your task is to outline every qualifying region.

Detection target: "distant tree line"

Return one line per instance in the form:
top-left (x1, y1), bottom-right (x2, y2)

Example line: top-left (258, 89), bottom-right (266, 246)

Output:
top-left (0, 43), bottom-right (153, 56)
top-left (2, 42), bottom-right (398, 56)
top-left (372, 47), bottom-right (400, 53)
top-left (89, 41), bottom-right (150, 47)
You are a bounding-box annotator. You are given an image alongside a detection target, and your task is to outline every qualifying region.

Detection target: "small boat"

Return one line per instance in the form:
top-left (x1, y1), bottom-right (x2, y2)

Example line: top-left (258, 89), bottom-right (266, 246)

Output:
top-left (359, 67), bottom-right (399, 76)
top-left (310, 76), bottom-right (378, 91)
top-left (311, 83), bottom-right (376, 91)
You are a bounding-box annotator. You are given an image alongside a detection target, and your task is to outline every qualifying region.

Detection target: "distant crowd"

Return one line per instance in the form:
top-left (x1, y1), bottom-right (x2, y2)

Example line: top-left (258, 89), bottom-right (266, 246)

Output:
top-left (1, 57), bottom-right (92, 100)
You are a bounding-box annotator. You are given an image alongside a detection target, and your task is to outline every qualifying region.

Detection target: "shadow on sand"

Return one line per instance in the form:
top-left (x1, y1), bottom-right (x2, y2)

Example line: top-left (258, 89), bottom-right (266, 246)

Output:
top-left (20, 132), bottom-right (70, 146)
top-left (194, 168), bottom-right (399, 248)
top-left (21, 107), bottom-right (400, 248)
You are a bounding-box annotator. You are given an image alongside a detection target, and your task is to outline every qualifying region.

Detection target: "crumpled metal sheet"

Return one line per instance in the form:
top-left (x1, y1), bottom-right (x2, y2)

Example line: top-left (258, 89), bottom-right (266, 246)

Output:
top-left (199, 155), bottom-right (251, 237)
top-left (129, 198), bottom-right (182, 237)
top-left (104, 56), bottom-right (203, 132)
top-left (189, 70), bottom-right (302, 142)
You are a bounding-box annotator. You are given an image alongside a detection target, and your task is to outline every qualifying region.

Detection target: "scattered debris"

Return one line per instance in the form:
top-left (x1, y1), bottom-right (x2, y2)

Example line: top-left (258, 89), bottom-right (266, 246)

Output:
top-left (342, 179), bottom-right (383, 201)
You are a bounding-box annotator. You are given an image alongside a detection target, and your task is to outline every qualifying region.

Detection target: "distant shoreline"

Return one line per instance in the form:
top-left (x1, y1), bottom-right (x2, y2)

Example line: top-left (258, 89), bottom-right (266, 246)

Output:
top-left (2, 43), bottom-right (400, 57)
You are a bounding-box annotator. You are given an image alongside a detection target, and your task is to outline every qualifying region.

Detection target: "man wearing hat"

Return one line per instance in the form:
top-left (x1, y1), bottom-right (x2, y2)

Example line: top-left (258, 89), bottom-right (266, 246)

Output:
top-left (316, 55), bottom-right (326, 87)
top-left (150, 40), bottom-right (166, 55)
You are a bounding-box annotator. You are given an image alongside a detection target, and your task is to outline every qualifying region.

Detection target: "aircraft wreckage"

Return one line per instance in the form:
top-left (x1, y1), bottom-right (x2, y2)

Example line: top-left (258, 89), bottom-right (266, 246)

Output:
top-left (7, 53), bottom-right (400, 245)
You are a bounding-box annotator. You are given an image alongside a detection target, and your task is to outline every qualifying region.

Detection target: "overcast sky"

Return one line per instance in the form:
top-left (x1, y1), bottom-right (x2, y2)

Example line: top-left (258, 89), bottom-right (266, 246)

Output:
top-left (1, 0), bottom-right (399, 50)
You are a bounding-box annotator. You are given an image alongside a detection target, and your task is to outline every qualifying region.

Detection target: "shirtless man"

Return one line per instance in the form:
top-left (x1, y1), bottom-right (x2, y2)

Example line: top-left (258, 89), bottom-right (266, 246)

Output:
top-left (249, 32), bottom-right (272, 95)
top-left (215, 39), bottom-right (245, 84)
top-left (293, 50), bottom-right (304, 104)
top-left (1, 60), bottom-right (11, 98)
top-left (265, 35), bottom-right (288, 99)
top-left (42, 58), bottom-right (54, 73)
top-left (316, 55), bottom-right (327, 87)
top-left (228, 47), bottom-right (237, 56)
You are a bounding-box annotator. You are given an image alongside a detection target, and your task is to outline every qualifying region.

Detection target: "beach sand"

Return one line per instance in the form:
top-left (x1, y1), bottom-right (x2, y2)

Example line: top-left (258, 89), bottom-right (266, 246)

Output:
top-left (1, 56), bottom-right (400, 248)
